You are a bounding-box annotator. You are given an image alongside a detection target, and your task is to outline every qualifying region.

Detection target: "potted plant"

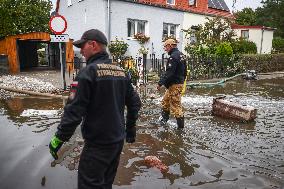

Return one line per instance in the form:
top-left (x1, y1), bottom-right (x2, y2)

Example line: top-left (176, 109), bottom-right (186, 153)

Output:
top-left (134, 33), bottom-right (150, 55)
top-left (109, 37), bottom-right (129, 63)
top-left (134, 33), bottom-right (150, 44)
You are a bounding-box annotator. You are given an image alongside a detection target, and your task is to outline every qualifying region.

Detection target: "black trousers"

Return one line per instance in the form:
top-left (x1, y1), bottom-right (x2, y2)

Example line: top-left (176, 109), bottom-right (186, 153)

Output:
top-left (78, 140), bottom-right (124, 189)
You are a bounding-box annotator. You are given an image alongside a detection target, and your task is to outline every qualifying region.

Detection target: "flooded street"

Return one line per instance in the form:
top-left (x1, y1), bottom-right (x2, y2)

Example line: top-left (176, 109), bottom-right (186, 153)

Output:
top-left (0, 77), bottom-right (283, 189)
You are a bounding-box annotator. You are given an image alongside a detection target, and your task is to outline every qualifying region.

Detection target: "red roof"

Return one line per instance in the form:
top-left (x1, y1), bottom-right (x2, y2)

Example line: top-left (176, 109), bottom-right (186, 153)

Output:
top-left (56, 0), bottom-right (233, 18)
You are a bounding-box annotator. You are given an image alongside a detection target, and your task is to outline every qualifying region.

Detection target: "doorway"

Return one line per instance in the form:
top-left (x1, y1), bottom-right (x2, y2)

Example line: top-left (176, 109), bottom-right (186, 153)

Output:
top-left (17, 39), bottom-right (61, 71)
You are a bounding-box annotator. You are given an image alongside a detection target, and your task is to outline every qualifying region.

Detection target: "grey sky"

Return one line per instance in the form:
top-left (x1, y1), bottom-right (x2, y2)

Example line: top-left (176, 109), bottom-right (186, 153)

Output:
top-left (224, 0), bottom-right (263, 12)
top-left (51, 0), bottom-right (263, 12)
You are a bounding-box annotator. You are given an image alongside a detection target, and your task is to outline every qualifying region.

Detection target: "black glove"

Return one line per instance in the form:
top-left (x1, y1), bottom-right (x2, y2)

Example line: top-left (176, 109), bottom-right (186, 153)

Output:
top-left (49, 135), bottom-right (64, 160)
top-left (126, 127), bottom-right (136, 143)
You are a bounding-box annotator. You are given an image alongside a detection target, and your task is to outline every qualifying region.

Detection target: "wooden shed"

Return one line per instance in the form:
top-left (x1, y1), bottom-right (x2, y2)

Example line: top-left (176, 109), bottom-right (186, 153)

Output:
top-left (0, 32), bottom-right (74, 74)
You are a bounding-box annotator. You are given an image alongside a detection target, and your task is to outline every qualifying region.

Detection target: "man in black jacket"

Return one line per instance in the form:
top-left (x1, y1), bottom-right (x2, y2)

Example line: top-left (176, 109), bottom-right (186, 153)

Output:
top-left (157, 39), bottom-right (186, 129)
top-left (49, 29), bottom-right (141, 189)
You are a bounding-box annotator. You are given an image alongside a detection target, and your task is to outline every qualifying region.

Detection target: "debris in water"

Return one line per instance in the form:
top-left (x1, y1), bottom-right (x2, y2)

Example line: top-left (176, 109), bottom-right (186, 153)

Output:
top-left (41, 176), bottom-right (46, 186)
top-left (144, 155), bottom-right (169, 173)
top-left (243, 70), bottom-right (257, 80)
top-left (0, 75), bottom-right (60, 99)
top-left (51, 161), bottom-right (56, 167)
top-left (212, 96), bottom-right (257, 121)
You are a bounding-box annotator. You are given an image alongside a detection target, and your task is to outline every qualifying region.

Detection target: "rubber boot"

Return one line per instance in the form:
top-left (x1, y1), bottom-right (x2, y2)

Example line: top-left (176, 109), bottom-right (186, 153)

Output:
top-left (176, 116), bottom-right (184, 129)
top-left (159, 109), bottom-right (170, 125)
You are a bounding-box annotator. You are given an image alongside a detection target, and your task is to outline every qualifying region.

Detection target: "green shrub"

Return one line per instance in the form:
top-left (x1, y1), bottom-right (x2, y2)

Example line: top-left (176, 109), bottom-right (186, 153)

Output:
top-left (237, 53), bottom-right (284, 73)
top-left (184, 45), bottom-right (212, 56)
top-left (231, 39), bottom-right (257, 54)
top-left (272, 37), bottom-right (284, 53)
top-left (109, 38), bottom-right (129, 61)
top-left (215, 42), bottom-right (233, 58)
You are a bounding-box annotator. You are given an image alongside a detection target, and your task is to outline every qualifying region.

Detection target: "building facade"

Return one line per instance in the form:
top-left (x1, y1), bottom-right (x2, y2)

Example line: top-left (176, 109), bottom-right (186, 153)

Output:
top-left (232, 25), bottom-right (275, 54)
top-left (56, 0), bottom-right (232, 57)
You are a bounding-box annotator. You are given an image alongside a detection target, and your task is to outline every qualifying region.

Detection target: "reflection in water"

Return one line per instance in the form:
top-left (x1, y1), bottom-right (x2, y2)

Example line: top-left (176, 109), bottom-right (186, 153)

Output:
top-left (0, 78), bottom-right (283, 189)
top-left (0, 97), bottom-right (64, 133)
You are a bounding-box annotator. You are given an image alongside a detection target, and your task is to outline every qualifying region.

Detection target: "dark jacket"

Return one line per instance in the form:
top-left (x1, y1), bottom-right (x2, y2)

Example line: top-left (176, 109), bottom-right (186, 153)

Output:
top-left (56, 51), bottom-right (141, 145)
top-left (158, 48), bottom-right (187, 88)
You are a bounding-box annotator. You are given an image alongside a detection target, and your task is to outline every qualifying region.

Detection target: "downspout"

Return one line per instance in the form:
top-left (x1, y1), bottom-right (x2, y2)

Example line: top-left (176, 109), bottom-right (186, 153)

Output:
top-left (260, 27), bottom-right (264, 54)
top-left (107, 0), bottom-right (111, 42)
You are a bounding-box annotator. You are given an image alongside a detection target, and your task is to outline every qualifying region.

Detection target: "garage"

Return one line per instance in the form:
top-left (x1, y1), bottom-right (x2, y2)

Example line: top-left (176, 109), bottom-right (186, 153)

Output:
top-left (0, 32), bottom-right (74, 74)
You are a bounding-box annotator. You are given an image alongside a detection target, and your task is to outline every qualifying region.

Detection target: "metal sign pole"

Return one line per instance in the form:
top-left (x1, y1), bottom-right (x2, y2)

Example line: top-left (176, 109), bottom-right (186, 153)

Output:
top-left (59, 42), bottom-right (65, 90)
top-left (62, 43), bottom-right (66, 90)
top-left (49, 14), bottom-right (68, 91)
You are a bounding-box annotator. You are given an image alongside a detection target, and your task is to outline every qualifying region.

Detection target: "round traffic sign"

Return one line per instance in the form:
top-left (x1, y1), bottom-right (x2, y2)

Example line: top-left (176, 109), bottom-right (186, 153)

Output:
top-left (49, 15), bottom-right (67, 35)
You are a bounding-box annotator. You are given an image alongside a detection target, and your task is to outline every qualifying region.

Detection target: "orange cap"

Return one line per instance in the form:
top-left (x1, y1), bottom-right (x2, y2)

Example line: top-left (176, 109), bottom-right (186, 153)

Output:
top-left (164, 39), bottom-right (177, 46)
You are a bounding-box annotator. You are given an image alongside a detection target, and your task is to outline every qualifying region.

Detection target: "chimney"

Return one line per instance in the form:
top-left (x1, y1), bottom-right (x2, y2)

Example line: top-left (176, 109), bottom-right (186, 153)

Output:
top-left (196, 0), bottom-right (208, 11)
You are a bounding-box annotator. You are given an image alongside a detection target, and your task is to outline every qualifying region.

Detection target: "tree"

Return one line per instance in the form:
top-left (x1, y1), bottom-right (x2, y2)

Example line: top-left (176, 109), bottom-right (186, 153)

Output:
top-left (234, 8), bottom-right (257, 26)
top-left (272, 37), bottom-right (284, 53)
top-left (0, 0), bottom-right (52, 38)
top-left (255, 0), bottom-right (284, 38)
top-left (108, 38), bottom-right (129, 62)
top-left (183, 16), bottom-right (236, 55)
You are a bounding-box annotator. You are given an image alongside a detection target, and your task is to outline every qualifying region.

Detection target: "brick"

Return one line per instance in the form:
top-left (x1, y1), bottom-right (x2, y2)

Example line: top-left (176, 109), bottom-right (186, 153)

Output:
top-left (145, 156), bottom-right (169, 173)
top-left (212, 97), bottom-right (257, 122)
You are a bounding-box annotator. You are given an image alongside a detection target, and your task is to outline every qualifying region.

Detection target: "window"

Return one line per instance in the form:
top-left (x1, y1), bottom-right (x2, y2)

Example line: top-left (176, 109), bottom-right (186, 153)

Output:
top-left (189, 0), bottom-right (196, 6)
top-left (67, 0), bottom-right (72, 6)
top-left (167, 0), bottom-right (175, 5)
top-left (163, 23), bottom-right (178, 39)
top-left (241, 30), bottom-right (249, 40)
top-left (189, 25), bottom-right (199, 44)
top-left (190, 29), bottom-right (197, 44)
top-left (127, 19), bottom-right (147, 37)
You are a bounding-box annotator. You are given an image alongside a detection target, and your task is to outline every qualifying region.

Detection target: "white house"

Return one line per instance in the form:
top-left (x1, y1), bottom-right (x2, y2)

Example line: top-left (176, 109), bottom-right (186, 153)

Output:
top-left (232, 25), bottom-right (275, 54)
top-left (56, 0), bottom-right (233, 57)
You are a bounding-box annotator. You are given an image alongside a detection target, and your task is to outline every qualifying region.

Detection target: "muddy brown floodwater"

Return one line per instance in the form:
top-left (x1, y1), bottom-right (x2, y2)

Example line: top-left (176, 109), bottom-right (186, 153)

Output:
top-left (0, 77), bottom-right (283, 189)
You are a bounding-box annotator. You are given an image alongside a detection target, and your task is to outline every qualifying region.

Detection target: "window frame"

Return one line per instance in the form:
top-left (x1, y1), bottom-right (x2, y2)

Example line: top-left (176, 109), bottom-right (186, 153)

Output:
top-left (162, 23), bottom-right (179, 40)
top-left (241, 30), bottom-right (249, 40)
top-left (166, 0), bottom-right (175, 5)
top-left (188, 0), bottom-right (196, 6)
top-left (127, 19), bottom-right (148, 39)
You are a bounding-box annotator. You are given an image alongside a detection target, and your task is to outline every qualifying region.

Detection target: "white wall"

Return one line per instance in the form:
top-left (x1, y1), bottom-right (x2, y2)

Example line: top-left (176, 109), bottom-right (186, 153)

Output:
top-left (182, 12), bottom-right (214, 53)
top-left (261, 30), bottom-right (274, 54)
top-left (110, 0), bottom-right (184, 58)
top-left (59, 0), bottom-right (185, 57)
top-left (234, 28), bottom-right (274, 54)
top-left (58, 0), bottom-right (108, 53)
top-left (59, 0), bottom-right (240, 57)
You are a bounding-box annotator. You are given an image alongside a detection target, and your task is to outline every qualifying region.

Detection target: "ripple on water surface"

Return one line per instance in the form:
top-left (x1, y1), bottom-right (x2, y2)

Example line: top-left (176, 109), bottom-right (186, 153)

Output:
top-left (0, 78), bottom-right (283, 189)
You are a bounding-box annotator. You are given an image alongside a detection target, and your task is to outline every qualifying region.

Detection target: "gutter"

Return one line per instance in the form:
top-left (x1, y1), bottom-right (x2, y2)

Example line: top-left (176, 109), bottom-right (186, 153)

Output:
top-left (260, 27), bottom-right (264, 54)
top-left (107, 0), bottom-right (111, 42)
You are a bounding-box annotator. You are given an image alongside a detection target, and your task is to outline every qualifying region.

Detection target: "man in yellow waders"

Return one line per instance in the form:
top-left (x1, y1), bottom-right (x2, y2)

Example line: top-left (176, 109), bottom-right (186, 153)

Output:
top-left (157, 39), bottom-right (187, 129)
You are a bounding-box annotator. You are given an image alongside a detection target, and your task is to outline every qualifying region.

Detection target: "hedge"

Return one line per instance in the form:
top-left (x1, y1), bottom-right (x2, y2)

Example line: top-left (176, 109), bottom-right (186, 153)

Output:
top-left (187, 53), bottom-right (284, 80)
top-left (239, 53), bottom-right (284, 73)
